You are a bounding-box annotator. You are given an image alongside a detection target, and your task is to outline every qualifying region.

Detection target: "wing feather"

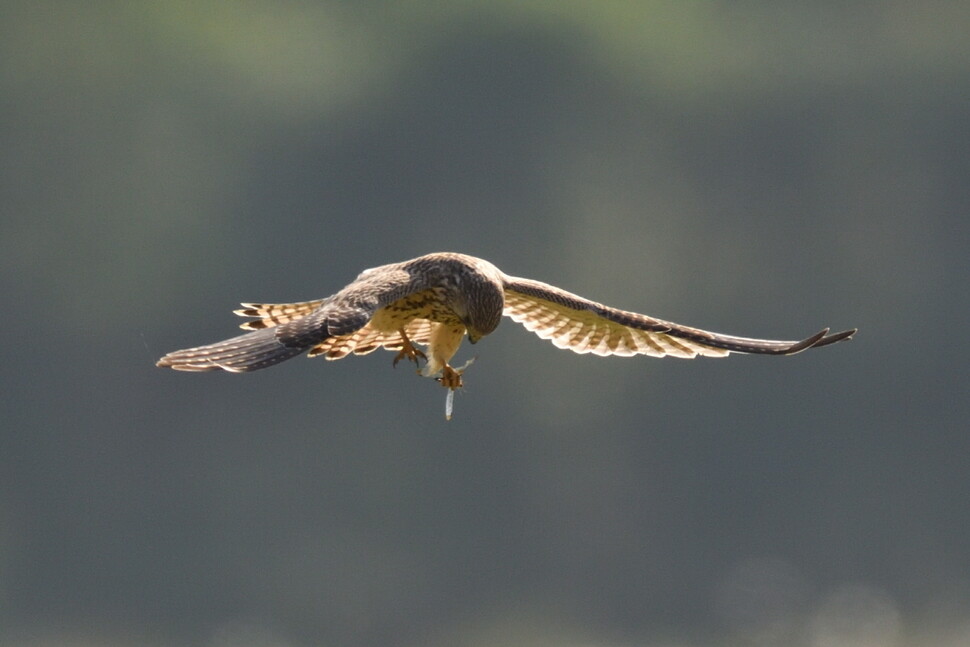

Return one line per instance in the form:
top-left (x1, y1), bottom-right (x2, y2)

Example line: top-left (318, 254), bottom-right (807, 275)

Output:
top-left (502, 276), bottom-right (855, 358)
top-left (234, 299), bottom-right (329, 330)
top-left (307, 318), bottom-right (436, 360)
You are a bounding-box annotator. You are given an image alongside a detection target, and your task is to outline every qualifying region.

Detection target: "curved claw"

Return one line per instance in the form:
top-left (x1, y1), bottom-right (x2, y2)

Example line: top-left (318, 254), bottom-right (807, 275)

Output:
top-left (392, 330), bottom-right (427, 368)
top-left (437, 366), bottom-right (463, 389)
top-left (434, 357), bottom-right (477, 389)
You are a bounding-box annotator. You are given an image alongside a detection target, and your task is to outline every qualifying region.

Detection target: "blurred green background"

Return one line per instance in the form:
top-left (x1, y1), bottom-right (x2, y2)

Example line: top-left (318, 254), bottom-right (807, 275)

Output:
top-left (2, 2), bottom-right (968, 646)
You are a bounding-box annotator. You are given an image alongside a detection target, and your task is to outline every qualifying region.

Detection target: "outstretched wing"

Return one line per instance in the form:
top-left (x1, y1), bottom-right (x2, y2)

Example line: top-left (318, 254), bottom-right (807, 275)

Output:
top-left (502, 277), bottom-right (855, 358)
top-left (157, 264), bottom-right (431, 372)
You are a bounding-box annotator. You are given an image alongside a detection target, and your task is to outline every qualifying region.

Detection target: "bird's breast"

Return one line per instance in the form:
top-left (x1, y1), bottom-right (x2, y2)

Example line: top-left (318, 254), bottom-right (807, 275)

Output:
top-left (370, 288), bottom-right (463, 332)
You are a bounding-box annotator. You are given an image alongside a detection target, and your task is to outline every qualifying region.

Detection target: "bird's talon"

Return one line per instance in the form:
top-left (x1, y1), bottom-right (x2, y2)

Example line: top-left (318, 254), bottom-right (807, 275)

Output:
top-left (438, 357), bottom-right (476, 390)
top-left (437, 366), bottom-right (464, 390)
top-left (392, 331), bottom-right (427, 368)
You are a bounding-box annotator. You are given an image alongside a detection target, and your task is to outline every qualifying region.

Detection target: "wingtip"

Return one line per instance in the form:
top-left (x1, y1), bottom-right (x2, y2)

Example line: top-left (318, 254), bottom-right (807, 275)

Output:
top-left (811, 327), bottom-right (857, 349)
top-left (784, 328), bottom-right (829, 354)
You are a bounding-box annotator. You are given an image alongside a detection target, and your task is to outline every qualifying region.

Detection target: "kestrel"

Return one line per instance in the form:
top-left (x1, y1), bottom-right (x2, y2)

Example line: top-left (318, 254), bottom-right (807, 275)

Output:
top-left (157, 252), bottom-right (855, 417)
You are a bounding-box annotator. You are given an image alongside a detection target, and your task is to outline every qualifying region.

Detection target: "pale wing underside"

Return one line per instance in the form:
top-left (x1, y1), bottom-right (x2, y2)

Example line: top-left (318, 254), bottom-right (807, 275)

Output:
top-left (307, 319), bottom-right (436, 360)
top-left (502, 277), bottom-right (854, 357)
top-left (234, 299), bottom-right (329, 330)
top-left (503, 290), bottom-right (728, 358)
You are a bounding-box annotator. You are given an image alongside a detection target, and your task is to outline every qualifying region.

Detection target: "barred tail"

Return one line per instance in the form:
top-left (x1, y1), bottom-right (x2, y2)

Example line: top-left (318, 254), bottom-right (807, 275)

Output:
top-left (156, 328), bottom-right (309, 373)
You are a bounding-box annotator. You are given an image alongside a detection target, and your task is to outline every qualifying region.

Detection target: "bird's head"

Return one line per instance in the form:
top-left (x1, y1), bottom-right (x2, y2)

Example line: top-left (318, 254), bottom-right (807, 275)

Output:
top-left (456, 293), bottom-right (502, 344)
top-left (466, 326), bottom-right (487, 344)
top-left (437, 254), bottom-right (506, 345)
top-left (447, 285), bottom-right (503, 345)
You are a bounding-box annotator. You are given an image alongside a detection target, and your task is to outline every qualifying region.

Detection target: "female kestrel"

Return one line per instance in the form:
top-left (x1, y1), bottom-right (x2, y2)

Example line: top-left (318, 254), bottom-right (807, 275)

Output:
top-left (157, 252), bottom-right (855, 416)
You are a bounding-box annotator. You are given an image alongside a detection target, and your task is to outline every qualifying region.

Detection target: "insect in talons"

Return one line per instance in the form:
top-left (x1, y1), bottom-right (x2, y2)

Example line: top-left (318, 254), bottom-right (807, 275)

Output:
top-left (438, 357), bottom-right (477, 420)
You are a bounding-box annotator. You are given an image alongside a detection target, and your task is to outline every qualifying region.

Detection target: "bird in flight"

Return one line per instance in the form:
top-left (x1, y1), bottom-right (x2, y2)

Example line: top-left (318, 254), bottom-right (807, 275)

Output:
top-left (157, 252), bottom-right (855, 418)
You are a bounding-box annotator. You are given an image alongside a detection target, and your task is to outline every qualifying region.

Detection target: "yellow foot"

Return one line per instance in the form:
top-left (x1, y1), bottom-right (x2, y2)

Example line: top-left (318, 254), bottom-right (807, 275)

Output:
top-left (392, 330), bottom-right (427, 368)
top-left (436, 357), bottom-right (476, 390)
top-left (437, 365), bottom-right (463, 389)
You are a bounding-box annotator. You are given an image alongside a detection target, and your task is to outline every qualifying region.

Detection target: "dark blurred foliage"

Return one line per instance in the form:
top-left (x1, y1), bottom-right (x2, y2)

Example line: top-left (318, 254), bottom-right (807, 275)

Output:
top-left (1, 2), bottom-right (968, 646)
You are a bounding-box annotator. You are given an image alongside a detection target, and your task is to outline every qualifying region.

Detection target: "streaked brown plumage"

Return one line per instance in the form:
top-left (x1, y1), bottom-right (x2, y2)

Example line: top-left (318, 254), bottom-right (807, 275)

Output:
top-left (157, 252), bottom-right (856, 407)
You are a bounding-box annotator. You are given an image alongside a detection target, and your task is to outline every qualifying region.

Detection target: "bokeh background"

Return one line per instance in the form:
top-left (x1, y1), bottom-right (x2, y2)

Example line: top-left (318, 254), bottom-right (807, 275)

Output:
top-left (2, 2), bottom-right (968, 646)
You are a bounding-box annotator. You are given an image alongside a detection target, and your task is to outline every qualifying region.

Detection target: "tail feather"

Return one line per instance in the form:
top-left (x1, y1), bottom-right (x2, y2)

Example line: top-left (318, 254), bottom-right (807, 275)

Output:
top-left (157, 328), bottom-right (308, 372)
